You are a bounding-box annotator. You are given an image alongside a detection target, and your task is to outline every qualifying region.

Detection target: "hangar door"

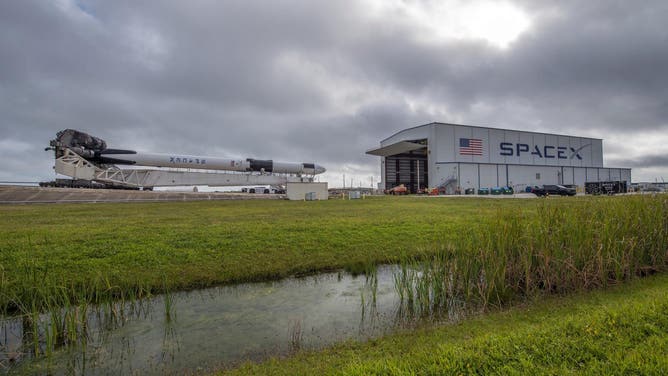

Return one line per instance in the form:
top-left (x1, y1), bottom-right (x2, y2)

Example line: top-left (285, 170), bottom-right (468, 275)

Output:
top-left (381, 140), bottom-right (428, 193)
top-left (367, 139), bottom-right (427, 193)
top-left (385, 151), bottom-right (427, 193)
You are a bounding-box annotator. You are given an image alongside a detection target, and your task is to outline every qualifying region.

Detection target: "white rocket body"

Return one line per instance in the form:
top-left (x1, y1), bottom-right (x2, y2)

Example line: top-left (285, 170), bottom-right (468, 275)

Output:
top-left (99, 152), bottom-right (326, 175)
top-left (50, 129), bottom-right (327, 176)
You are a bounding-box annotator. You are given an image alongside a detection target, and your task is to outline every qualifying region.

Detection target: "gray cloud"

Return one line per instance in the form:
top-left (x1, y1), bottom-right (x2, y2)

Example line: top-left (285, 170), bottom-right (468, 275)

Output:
top-left (1, 0), bottom-right (668, 184)
top-left (608, 154), bottom-right (668, 169)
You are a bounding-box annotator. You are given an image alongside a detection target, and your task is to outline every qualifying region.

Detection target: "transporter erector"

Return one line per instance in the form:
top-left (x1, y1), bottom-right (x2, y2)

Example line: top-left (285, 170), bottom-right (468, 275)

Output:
top-left (47, 129), bottom-right (325, 190)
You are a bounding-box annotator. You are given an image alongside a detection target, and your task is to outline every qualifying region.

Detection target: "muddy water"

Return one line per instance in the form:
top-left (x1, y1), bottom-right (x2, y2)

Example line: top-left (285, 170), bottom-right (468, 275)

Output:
top-left (1, 266), bottom-right (413, 375)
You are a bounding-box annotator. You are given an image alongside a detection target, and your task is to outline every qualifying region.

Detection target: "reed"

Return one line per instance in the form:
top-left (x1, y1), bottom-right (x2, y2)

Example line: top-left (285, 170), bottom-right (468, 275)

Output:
top-left (0, 275), bottom-right (158, 368)
top-left (1, 195), bottom-right (666, 366)
top-left (288, 319), bottom-right (303, 352)
top-left (394, 195), bottom-right (668, 318)
top-left (163, 276), bottom-right (174, 323)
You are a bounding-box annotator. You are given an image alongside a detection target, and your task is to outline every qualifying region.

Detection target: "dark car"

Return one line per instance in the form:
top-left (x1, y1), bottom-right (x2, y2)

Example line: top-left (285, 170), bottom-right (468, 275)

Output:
top-left (464, 188), bottom-right (476, 195)
top-left (478, 188), bottom-right (490, 195)
top-left (531, 184), bottom-right (576, 197)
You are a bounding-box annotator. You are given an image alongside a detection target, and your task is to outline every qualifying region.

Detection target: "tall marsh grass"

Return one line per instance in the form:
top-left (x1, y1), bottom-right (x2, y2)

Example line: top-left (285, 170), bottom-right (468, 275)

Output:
top-left (2, 195), bottom-right (666, 363)
top-left (0, 269), bottom-right (156, 365)
top-left (394, 195), bottom-right (668, 317)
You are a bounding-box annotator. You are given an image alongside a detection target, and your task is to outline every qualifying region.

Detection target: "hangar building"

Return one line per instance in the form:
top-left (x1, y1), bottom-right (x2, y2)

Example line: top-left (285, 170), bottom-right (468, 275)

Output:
top-left (367, 122), bottom-right (631, 193)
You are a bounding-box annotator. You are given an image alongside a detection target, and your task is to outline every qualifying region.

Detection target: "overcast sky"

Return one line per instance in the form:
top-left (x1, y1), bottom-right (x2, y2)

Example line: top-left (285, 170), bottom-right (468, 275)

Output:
top-left (1, 0), bottom-right (667, 186)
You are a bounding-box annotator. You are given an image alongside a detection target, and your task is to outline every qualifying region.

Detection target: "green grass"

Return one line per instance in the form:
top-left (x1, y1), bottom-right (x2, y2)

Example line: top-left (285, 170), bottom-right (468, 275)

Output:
top-left (0, 197), bottom-right (536, 311)
top-left (224, 272), bottom-right (668, 375)
top-left (1, 194), bottom-right (667, 369)
top-left (391, 195), bottom-right (668, 316)
top-left (0, 195), bottom-right (666, 315)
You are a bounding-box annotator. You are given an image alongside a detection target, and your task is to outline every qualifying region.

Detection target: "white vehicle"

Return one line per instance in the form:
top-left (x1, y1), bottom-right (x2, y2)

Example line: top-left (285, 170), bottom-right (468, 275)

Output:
top-left (249, 187), bottom-right (269, 194)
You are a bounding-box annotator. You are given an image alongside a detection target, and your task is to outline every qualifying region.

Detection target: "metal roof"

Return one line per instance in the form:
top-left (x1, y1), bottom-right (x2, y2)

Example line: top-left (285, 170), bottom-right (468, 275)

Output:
top-left (366, 141), bottom-right (426, 157)
top-left (380, 122), bottom-right (604, 144)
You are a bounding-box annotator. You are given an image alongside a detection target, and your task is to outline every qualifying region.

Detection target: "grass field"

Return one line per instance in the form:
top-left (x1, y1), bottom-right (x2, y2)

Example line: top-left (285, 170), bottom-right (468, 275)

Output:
top-left (0, 197), bottom-right (533, 311)
top-left (225, 271), bottom-right (668, 375)
top-left (0, 195), bottom-right (666, 314)
top-left (1, 194), bottom-right (667, 372)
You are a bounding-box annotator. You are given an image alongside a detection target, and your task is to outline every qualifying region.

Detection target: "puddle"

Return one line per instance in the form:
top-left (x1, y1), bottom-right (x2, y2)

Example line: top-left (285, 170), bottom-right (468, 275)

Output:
top-left (2, 265), bottom-right (456, 375)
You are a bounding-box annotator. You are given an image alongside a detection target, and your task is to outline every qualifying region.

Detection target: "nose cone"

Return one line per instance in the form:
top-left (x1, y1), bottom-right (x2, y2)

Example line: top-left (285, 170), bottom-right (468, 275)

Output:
top-left (314, 164), bottom-right (326, 174)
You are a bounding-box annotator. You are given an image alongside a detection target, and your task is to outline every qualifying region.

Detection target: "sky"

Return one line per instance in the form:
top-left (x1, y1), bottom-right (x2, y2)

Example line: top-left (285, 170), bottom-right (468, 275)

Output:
top-left (1, 0), bottom-right (667, 187)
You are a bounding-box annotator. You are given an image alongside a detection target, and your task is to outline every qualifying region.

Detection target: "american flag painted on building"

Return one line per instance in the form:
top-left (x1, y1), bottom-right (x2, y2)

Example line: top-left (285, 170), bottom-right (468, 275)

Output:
top-left (459, 138), bottom-right (483, 156)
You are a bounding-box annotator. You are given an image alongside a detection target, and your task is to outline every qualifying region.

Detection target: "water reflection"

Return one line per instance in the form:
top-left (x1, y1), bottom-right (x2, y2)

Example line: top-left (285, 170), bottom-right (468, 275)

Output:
top-left (0, 265), bottom-right (465, 375)
top-left (0, 267), bottom-right (391, 374)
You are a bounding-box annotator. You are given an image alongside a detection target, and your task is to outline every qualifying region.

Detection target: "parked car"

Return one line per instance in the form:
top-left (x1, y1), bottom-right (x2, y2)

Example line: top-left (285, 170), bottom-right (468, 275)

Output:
top-left (531, 184), bottom-right (576, 197)
top-left (249, 187), bottom-right (270, 194)
top-left (478, 188), bottom-right (490, 195)
top-left (502, 186), bottom-right (514, 195)
top-left (491, 187), bottom-right (503, 195)
top-left (464, 188), bottom-right (476, 195)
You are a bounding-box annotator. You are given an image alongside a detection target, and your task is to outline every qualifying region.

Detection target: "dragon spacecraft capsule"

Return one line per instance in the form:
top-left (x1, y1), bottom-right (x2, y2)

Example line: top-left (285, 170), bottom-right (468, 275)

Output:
top-left (51, 129), bottom-right (326, 175)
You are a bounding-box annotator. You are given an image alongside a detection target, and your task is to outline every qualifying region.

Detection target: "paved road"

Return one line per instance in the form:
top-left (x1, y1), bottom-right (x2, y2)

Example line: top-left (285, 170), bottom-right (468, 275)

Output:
top-left (0, 185), bottom-right (284, 204)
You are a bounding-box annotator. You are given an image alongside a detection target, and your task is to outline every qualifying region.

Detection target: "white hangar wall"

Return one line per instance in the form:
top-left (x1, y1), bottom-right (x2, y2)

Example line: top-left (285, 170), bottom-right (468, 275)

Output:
top-left (433, 163), bottom-right (631, 192)
top-left (374, 123), bottom-right (631, 192)
top-left (431, 123), bottom-right (603, 167)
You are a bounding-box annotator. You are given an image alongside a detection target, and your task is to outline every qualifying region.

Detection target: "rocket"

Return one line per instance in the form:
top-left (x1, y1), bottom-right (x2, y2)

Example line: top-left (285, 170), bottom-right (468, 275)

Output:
top-left (95, 150), bottom-right (326, 175)
top-left (50, 129), bottom-right (326, 175)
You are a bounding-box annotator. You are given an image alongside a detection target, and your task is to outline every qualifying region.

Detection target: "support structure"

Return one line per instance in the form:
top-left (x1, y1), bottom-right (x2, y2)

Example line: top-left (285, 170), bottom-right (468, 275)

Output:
top-left (55, 149), bottom-right (315, 189)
